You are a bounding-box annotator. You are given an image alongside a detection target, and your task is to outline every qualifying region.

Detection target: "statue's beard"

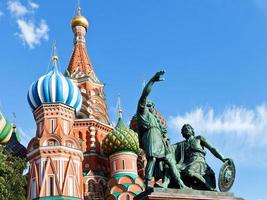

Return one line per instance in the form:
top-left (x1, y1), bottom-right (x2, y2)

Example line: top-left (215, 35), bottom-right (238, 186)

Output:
top-left (149, 107), bottom-right (155, 113)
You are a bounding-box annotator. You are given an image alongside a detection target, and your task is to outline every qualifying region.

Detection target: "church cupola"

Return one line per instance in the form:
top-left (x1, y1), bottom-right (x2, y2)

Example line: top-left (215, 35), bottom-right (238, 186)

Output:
top-left (66, 6), bottom-right (110, 123)
top-left (27, 44), bottom-right (82, 113)
top-left (0, 112), bottom-right (20, 144)
top-left (26, 44), bottom-right (84, 200)
top-left (71, 6), bottom-right (88, 44)
top-left (102, 99), bottom-right (144, 200)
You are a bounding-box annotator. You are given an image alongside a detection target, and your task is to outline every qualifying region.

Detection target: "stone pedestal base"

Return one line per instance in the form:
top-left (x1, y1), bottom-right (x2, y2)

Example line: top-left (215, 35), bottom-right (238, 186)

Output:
top-left (134, 188), bottom-right (244, 200)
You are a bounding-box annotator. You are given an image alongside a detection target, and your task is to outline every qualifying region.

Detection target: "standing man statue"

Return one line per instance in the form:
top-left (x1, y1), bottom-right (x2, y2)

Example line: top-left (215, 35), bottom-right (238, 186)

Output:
top-left (176, 124), bottom-right (232, 191)
top-left (135, 71), bottom-right (187, 190)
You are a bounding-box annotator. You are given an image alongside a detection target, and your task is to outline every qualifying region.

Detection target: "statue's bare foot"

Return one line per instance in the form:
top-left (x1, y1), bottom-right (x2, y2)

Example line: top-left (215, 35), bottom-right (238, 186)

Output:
top-left (180, 184), bottom-right (191, 191)
top-left (154, 180), bottom-right (170, 188)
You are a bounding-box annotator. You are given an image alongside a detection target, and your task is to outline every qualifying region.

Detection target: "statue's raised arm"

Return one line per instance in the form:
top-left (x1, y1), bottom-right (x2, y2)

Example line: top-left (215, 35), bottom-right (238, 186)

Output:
top-left (138, 70), bottom-right (165, 114)
top-left (134, 70), bottom-right (188, 190)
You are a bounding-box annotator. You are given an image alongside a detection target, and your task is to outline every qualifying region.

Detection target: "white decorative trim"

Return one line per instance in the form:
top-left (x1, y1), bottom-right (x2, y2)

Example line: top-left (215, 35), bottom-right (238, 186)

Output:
top-left (111, 171), bottom-right (137, 176)
top-left (27, 146), bottom-right (83, 157)
top-left (110, 151), bottom-right (137, 158)
top-left (60, 160), bottom-right (63, 189)
top-left (51, 157), bottom-right (69, 161)
top-left (74, 118), bottom-right (113, 129)
top-left (90, 144), bottom-right (96, 148)
top-left (68, 175), bottom-right (74, 196)
top-left (89, 132), bottom-right (96, 136)
top-left (113, 161), bottom-right (116, 171)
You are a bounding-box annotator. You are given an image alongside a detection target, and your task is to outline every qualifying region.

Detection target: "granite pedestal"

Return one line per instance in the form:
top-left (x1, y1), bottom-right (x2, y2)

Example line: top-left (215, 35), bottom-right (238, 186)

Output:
top-left (134, 188), bottom-right (244, 200)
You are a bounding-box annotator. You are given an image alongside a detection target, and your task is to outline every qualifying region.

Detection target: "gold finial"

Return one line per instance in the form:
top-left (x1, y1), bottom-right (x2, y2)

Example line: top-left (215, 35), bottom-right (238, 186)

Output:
top-left (117, 95), bottom-right (123, 118)
top-left (12, 112), bottom-right (16, 132)
top-left (77, 6), bottom-right (81, 16)
top-left (71, 4), bottom-right (89, 30)
top-left (12, 124), bottom-right (16, 132)
top-left (77, 0), bottom-right (81, 15)
top-left (52, 41), bottom-right (58, 66)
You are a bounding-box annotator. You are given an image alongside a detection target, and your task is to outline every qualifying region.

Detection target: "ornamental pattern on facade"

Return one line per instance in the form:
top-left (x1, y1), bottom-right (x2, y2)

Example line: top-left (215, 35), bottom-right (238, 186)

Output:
top-left (26, 7), bottom-right (145, 200)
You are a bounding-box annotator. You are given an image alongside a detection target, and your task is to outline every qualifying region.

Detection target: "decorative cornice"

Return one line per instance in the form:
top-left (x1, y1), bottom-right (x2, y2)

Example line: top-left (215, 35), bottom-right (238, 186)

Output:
top-left (33, 103), bottom-right (75, 121)
top-left (27, 145), bottom-right (84, 159)
top-left (83, 151), bottom-right (108, 160)
top-left (74, 118), bottom-right (113, 131)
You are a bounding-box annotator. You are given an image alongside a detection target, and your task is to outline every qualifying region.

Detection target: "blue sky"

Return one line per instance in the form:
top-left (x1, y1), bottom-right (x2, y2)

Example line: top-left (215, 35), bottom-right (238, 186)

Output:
top-left (0, 0), bottom-right (266, 199)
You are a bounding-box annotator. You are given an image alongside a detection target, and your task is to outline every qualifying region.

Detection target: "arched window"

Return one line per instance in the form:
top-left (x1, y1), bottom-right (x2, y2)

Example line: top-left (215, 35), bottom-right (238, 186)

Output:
top-left (46, 139), bottom-right (59, 146)
top-left (50, 119), bottom-right (56, 133)
top-left (122, 160), bottom-right (126, 169)
top-left (65, 140), bottom-right (76, 148)
top-left (79, 131), bottom-right (83, 140)
top-left (47, 175), bottom-right (54, 196)
top-left (126, 194), bottom-right (130, 200)
top-left (98, 180), bottom-right (105, 200)
top-left (31, 178), bottom-right (37, 199)
top-left (88, 180), bottom-right (95, 200)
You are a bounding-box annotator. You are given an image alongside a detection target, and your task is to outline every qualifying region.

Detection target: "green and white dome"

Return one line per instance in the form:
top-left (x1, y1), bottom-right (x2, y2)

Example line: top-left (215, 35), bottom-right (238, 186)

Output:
top-left (0, 112), bottom-right (20, 144)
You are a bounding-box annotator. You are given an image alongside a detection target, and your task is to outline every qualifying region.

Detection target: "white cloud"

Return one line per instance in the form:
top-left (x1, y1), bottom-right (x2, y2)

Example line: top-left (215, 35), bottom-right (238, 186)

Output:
top-left (0, 11), bottom-right (4, 17)
top-left (16, 19), bottom-right (49, 48)
top-left (169, 105), bottom-right (267, 142)
top-left (7, 0), bottom-right (28, 17)
top-left (168, 105), bottom-right (267, 167)
top-left (28, 1), bottom-right (39, 9)
top-left (7, 0), bottom-right (49, 48)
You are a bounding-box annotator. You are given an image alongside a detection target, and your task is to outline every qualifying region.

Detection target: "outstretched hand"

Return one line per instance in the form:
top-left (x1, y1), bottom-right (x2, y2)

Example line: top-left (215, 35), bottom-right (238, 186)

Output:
top-left (151, 70), bottom-right (165, 82)
top-left (223, 158), bottom-right (232, 163)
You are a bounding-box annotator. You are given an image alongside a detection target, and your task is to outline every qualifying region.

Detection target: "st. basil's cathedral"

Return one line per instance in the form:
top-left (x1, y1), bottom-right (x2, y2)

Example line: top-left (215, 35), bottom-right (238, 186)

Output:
top-left (0, 6), bottom-right (145, 200)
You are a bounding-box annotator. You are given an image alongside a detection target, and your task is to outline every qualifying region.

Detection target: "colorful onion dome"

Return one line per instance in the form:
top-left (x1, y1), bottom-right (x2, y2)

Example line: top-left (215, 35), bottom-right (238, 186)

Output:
top-left (103, 110), bottom-right (140, 156)
top-left (0, 112), bottom-right (20, 144)
top-left (27, 50), bottom-right (82, 112)
top-left (71, 7), bottom-right (89, 31)
top-left (4, 124), bottom-right (27, 158)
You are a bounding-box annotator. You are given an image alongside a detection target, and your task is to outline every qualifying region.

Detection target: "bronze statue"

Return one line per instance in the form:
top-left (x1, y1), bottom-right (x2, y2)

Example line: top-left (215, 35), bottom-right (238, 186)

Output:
top-left (173, 124), bottom-right (232, 191)
top-left (135, 71), bottom-right (187, 190)
top-left (132, 71), bottom-right (236, 192)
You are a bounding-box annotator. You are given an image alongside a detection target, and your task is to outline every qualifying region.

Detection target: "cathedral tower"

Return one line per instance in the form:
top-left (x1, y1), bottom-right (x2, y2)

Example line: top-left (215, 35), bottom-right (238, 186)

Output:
top-left (27, 48), bottom-right (84, 199)
top-left (102, 104), bottom-right (145, 200)
top-left (67, 7), bottom-right (109, 124)
top-left (66, 7), bottom-right (113, 200)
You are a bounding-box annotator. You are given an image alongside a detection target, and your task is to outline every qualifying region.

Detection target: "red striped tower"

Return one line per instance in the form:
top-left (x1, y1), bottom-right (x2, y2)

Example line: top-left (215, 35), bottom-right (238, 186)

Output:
top-left (27, 51), bottom-right (84, 199)
top-left (67, 7), bottom-right (109, 124)
top-left (67, 7), bottom-right (113, 200)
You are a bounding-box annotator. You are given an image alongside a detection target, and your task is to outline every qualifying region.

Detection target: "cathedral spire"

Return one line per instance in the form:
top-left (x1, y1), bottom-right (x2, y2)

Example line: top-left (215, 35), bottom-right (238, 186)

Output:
top-left (117, 95), bottom-right (123, 118)
top-left (67, 5), bottom-right (95, 77)
top-left (52, 41), bottom-right (58, 66)
top-left (67, 6), bottom-right (110, 124)
top-left (71, 6), bottom-right (89, 31)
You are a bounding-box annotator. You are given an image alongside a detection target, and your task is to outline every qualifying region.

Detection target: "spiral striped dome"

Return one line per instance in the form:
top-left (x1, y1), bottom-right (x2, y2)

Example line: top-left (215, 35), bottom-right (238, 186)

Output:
top-left (27, 58), bottom-right (82, 112)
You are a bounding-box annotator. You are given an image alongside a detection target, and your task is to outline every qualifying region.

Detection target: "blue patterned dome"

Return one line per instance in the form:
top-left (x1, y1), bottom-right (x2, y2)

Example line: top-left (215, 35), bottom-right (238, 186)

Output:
top-left (27, 55), bottom-right (82, 112)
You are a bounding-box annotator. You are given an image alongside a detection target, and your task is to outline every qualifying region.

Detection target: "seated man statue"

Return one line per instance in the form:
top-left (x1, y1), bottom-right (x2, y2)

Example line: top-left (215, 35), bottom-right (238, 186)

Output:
top-left (172, 124), bottom-right (230, 190)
